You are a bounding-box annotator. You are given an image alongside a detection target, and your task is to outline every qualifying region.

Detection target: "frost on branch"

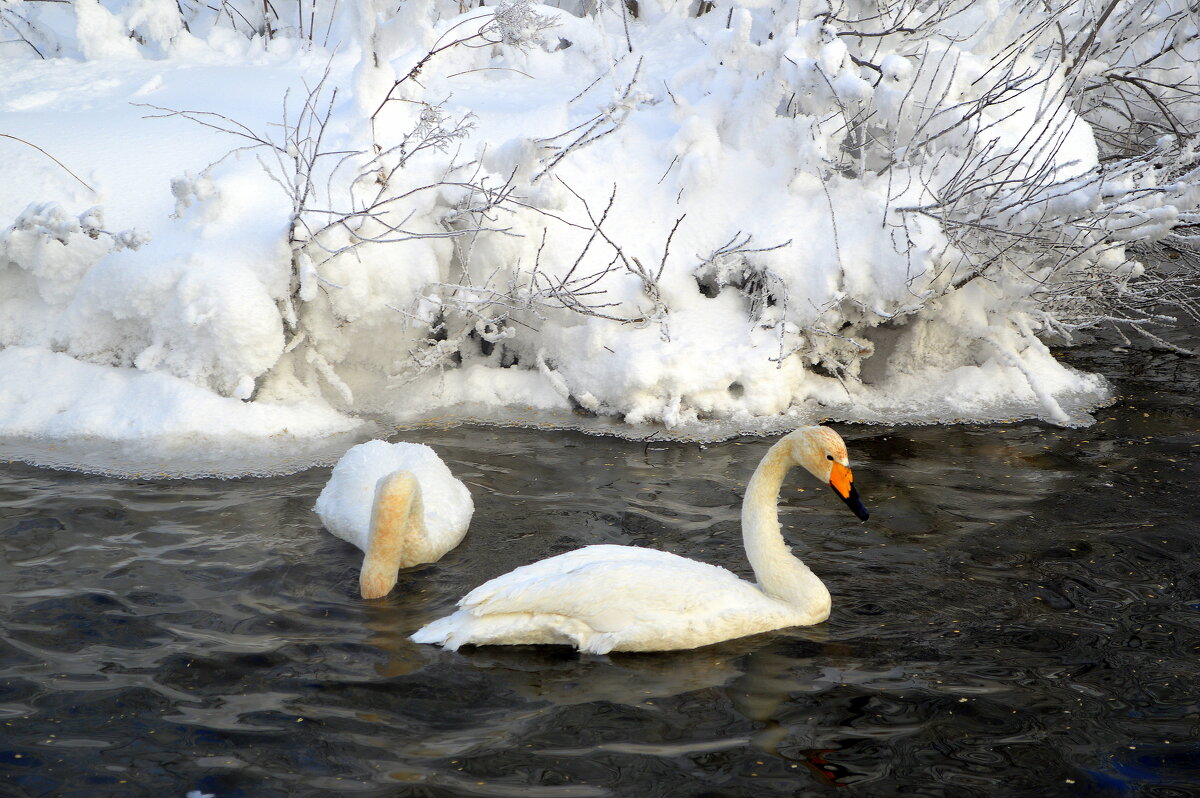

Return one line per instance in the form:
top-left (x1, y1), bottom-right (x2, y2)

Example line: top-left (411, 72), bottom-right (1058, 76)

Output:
top-left (0, 203), bottom-right (145, 306)
top-left (489, 0), bottom-right (556, 48)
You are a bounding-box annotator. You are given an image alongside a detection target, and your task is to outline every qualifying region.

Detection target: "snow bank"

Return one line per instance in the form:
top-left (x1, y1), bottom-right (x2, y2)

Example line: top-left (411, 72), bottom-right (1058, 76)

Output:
top-left (0, 347), bottom-right (364, 477)
top-left (2, 0), bottom-right (1194, 476)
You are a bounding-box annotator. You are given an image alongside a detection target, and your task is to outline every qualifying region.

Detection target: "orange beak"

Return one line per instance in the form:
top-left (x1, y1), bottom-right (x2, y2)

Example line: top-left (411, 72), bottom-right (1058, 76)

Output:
top-left (829, 461), bottom-right (869, 521)
top-left (829, 461), bottom-right (853, 499)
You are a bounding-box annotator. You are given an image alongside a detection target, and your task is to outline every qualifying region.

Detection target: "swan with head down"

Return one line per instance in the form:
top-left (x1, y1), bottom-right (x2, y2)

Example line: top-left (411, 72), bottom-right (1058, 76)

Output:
top-left (412, 426), bottom-right (868, 653)
top-left (315, 440), bottom-right (474, 599)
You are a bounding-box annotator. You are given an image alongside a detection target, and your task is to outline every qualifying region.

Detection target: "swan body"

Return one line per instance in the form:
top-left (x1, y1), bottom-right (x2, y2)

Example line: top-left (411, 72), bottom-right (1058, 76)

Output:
top-left (314, 440), bottom-right (473, 599)
top-left (412, 426), bottom-right (867, 653)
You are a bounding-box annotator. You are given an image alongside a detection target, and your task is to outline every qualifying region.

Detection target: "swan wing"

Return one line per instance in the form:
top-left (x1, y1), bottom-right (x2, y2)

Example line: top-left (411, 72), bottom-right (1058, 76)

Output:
top-left (458, 544), bottom-right (769, 631)
top-left (414, 544), bottom-right (798, 652)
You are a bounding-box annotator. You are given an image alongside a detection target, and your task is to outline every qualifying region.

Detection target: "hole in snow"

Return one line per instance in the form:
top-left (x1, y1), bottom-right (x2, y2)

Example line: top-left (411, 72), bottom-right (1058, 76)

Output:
top-left (568, 394), bottom-right (598, 417)
top-left (858, 321), bottom-right (906, 385)
top-left (810, 361), bottom-right (841, 380)
top-left (728, 381), bottom-right (744, 398)
top-left (696, 274), bottom-right (721, 298)
top-left (693, 260), bottom-right (785, 323)
top-left (470, 329), bottom-right (495, 357)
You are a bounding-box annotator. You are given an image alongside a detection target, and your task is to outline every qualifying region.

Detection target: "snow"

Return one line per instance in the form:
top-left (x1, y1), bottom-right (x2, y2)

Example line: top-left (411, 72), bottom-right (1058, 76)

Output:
top-left (0, 346), bottom-right (363, 477)
top-left (1, 0), bottom-right (1193, 477)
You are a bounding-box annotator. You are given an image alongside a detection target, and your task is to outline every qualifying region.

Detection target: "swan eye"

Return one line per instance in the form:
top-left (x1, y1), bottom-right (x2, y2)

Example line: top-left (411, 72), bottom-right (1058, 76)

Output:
top-left (826, 454), bottom-right (833, 460)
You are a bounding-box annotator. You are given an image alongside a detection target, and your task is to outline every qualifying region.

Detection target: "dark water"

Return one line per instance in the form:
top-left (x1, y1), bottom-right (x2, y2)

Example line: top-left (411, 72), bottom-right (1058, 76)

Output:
top-left (2, 337), bottom-right (1200, 798)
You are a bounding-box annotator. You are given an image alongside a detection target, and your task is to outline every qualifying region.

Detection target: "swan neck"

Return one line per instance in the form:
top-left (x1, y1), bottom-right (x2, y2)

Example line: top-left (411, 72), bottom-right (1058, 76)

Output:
top-left (371, 471), bottom-right (427, 539)
top-left (742, 441), bottom-right (827, 608)
top-left (360, 471), bottom-right (427, 599)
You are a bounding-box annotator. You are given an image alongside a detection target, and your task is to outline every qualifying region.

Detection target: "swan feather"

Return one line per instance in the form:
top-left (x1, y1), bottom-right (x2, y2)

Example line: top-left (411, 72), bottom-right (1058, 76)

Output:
top-left (315, 440), bottom-right (472, 555)
top-left (417, 543), bottom-right (820, 653)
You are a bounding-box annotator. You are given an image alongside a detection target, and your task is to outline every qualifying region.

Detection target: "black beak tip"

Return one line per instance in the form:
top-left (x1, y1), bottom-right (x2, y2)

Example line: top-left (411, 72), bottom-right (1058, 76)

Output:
top-left (841, 484), bottom-right (869, 522)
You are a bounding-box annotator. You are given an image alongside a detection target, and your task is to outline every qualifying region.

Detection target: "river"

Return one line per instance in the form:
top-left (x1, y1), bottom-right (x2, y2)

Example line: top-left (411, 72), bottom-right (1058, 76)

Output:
top-left (2, 329), bottom-right (1199, 797)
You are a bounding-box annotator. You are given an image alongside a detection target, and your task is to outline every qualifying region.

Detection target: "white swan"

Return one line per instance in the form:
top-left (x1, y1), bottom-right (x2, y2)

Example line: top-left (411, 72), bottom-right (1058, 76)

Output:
top-left (314, 440), bottom-right (474, 599)
top-left (412, 426), bottom-right (868, 653)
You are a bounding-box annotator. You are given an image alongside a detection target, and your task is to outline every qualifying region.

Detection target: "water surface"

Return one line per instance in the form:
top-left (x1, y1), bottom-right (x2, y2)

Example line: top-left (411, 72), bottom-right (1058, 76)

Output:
top-left (2, 335), bottom-right (1199, 797)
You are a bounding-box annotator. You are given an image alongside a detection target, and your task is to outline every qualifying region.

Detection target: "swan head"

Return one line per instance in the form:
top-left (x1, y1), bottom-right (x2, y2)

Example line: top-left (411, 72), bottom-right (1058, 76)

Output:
top-left (783, 426), bottom-right (869, 521)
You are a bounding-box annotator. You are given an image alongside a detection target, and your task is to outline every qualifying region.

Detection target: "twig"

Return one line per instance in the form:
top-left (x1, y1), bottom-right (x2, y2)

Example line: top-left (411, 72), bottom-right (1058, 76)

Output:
top-left (0, 134), bottom-right (95, 193)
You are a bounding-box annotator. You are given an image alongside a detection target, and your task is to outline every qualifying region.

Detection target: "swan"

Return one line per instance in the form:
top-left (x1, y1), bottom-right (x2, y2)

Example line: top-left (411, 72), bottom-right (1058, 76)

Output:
top-left (411, 425), bottom-right (868, 653)
top-left (314, 440), bottom-right (474, 599)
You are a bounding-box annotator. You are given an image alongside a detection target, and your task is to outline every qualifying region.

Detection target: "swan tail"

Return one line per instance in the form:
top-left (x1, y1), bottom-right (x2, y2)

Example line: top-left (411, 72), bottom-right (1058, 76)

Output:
top-left (411, 611), bottom-right (616, 653)
top-left (360, 471), bottom-right (429, 599)
top-left (410, 613), bottom-right (466, 649)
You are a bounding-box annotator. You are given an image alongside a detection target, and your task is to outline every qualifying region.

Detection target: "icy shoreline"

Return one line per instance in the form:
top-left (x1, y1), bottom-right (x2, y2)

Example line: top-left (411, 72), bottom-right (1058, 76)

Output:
top-left (0, 343), bottom-right (1110, 479)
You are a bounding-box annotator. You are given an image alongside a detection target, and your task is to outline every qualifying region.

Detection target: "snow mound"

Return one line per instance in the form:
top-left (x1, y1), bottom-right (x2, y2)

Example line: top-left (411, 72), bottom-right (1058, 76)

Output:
top-left (0, 347), bottom-right (365, 478)
top-left (2, 0), bottom-right (1194, 477)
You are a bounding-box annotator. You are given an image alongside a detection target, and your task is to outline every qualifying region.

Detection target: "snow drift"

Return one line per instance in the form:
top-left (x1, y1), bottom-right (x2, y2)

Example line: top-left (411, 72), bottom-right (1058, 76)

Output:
top-left (1, 0), bottom-right (1197, 475)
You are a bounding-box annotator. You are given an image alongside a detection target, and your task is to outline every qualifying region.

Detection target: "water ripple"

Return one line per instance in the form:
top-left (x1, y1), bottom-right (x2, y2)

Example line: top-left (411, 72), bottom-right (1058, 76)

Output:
top-left (1, 368), bottom-right (1199, 795)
